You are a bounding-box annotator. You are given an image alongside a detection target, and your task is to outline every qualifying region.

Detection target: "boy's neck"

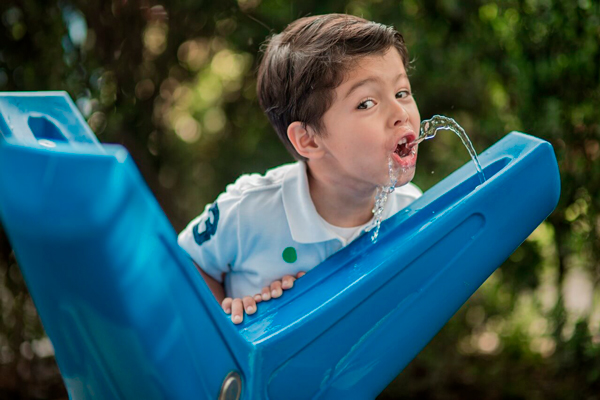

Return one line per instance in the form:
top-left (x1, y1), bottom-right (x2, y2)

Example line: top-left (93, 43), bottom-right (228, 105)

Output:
top-left (306, 163), bottom-right (376, 228)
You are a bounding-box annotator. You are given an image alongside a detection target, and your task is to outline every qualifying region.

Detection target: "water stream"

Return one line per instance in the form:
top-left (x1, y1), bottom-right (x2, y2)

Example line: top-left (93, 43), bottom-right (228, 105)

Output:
top-left (368, 115), bottom-right (486, 243)
top-left (368, 157), bottom-right (399, 243)
top-left (413, 115), bottom-right (486, 185)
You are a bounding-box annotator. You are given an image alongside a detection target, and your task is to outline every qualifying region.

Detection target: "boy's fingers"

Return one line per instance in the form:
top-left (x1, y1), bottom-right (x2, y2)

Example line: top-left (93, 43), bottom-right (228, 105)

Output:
top-left (281, 275), bottom-right (295, 290)
top-left (243, 296), bottom-right (256, 315)
top-left (226, 272), bottom-right (306, 318)
top-left (270, 280), bottom-right (283, 298)
top-left (231, 298), bottom-right (244, 324)
top-left (261, 286), bottom-right (271, 301)
top-left (221, 297), bottom-right (233, 314)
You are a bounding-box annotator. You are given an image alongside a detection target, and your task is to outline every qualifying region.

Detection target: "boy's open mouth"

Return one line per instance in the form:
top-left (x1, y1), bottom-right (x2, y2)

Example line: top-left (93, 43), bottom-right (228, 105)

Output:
top-left (394, 136), bottom-right (416, 158)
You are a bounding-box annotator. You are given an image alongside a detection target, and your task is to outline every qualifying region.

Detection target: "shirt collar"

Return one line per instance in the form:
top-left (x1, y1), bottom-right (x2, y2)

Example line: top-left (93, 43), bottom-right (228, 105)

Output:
top-left (282, 162), bottom-right (402, 245)
top-left (282, 162), bottom-right (343, 244)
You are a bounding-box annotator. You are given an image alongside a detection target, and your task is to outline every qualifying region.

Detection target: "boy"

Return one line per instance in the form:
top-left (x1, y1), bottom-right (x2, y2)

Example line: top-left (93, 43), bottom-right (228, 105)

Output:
top-left (178, 13), bottom-right (422, 324)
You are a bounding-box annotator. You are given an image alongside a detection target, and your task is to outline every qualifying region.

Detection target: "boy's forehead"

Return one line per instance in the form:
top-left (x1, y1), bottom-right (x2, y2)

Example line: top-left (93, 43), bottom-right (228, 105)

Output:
top-left (338, 49), bottom-right (407, 91)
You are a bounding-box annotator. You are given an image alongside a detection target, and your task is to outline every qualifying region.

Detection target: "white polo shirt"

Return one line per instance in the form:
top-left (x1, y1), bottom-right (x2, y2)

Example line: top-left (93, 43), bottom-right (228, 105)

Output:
top-left (178, 162), bottom-right (422, 299)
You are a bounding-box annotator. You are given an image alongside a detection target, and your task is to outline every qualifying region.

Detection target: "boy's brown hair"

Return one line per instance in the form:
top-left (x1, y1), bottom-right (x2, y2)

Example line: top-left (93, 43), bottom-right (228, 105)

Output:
top-left (257, 14), bottom-right (411, 160)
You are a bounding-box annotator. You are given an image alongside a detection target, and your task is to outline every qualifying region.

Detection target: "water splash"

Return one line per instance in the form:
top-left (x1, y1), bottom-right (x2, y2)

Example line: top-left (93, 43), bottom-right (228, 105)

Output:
top-left (368, 157), bottom-right (400, 243)
top-left (412, 115), bottom-right (486, 184)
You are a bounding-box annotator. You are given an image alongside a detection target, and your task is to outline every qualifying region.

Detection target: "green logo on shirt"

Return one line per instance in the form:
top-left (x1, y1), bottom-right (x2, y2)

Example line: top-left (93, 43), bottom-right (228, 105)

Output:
top-left (282, 247), bottom-right (297, 263)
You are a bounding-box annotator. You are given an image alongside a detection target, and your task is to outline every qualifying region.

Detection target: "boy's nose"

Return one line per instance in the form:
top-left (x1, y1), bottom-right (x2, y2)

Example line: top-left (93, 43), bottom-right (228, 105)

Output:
top-left (390, 101), bottom-right (410, 128)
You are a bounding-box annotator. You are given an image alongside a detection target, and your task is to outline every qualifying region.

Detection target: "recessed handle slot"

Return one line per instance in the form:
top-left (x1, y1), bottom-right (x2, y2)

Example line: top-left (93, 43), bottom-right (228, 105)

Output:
top-left (28, 115), bottom-right (67, 142)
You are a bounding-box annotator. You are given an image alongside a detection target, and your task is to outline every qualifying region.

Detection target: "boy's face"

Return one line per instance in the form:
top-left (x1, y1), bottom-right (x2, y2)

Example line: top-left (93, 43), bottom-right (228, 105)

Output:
top-left (313, 48), bottom-right (420, 190)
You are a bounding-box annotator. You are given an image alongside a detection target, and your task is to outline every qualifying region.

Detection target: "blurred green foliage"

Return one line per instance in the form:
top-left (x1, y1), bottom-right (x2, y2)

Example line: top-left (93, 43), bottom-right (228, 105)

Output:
top-left (0, 0), bottom-right (599, 398)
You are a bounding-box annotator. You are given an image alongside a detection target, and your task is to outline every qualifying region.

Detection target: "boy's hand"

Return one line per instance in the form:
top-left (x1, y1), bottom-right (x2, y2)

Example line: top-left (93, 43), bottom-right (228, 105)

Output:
top-left (257, 271), bottom-right (306, 302)
top-left (221, 271), bottom-right (305, 324)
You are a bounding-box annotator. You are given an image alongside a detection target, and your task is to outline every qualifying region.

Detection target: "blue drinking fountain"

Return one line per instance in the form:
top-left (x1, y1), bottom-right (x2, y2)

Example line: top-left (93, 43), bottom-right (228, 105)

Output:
top-left (0, 92), bottom-right (560, 399)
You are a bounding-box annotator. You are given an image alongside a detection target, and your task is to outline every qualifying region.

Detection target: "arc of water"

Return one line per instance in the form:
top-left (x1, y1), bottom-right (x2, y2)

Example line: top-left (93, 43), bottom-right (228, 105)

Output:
top-left (411, 115), bottom-right (486, 185)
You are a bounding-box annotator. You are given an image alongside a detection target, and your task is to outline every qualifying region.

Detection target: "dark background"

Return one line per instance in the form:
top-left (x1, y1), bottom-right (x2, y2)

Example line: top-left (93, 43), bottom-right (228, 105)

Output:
top-left (0, 0), bottom-right (599, 398)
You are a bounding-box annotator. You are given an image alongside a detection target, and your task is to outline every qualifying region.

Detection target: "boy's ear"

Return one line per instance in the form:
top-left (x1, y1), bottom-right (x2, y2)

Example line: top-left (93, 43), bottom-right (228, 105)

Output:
top-left (287, 121), bottom-right (325, 159)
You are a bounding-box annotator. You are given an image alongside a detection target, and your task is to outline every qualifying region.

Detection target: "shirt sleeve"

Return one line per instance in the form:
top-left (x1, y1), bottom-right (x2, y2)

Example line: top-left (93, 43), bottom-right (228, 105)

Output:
top-left (177, 190), bottom-right (241, 283)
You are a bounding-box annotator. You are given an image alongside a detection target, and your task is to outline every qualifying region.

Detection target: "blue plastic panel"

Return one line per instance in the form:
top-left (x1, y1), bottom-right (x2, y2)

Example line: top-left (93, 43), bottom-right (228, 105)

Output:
top-left (0, 92), bottom-right (248, 399)
top-left (0, 92), bottom-right (560, 399)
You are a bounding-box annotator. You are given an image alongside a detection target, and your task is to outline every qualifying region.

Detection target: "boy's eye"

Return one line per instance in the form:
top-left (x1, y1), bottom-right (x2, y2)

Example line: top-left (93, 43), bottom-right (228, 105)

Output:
top-left (396, 90), bottom-right (411, 99)
top-left (357, 99), bottom-right (375, 110)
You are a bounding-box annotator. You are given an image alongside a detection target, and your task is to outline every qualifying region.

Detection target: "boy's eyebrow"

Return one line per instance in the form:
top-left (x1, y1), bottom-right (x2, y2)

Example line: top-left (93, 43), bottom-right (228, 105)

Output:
top-left (343, 73), bottom-right (406, 100)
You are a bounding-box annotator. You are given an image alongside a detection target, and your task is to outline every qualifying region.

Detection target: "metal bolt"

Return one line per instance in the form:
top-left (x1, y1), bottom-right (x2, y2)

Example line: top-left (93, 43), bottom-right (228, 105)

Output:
top-left (218, 371), bottom-right (241, 400)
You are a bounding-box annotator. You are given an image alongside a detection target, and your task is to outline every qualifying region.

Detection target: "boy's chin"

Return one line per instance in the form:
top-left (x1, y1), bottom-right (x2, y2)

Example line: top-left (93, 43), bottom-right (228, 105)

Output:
top-left (393, 166), bottom-right (416, 188)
